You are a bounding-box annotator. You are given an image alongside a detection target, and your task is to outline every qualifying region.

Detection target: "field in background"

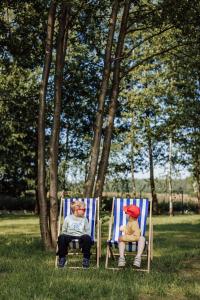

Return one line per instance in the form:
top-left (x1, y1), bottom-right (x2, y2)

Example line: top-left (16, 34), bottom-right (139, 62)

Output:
top-left (0, 192), bottom-right (198, 214)
top-left (102, 192), bottom-right (198, 203)
top-left (0, 214), bottom-right (200, 299)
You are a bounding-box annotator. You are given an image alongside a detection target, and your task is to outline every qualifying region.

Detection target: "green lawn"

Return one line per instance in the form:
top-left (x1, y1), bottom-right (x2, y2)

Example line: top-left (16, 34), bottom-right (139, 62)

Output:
top-left (0, 214), bottom-right (200, 300)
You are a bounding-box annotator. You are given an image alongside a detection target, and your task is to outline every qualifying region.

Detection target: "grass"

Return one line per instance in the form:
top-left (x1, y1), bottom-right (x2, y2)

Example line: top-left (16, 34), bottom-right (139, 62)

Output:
top-left (0, 214), bottom-right (200, 300)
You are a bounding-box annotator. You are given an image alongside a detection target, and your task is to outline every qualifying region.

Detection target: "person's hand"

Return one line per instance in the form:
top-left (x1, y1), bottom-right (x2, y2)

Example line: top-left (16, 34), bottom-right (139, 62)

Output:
top-left (119, 225), bottom-right (125, 232)
top-left (118, 236), bottom-right (123, 242)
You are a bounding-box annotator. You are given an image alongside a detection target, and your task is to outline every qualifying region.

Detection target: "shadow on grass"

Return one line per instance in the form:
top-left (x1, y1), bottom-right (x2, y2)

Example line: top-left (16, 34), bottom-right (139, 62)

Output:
top-left (0, 235), bottom-right (46, 257)
top-left (153, 222), bottom-right (200, 255)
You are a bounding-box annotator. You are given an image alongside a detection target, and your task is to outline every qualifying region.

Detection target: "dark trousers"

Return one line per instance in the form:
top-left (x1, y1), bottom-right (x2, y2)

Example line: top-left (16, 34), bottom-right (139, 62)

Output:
top-left (57, 234), bottom-right (92, 259)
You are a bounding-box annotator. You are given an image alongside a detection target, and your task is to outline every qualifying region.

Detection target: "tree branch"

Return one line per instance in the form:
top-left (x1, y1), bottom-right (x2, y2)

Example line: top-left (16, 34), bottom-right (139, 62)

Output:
top-left (121, 42), bottom-right (200, 79)
top-left (115, 25), bottom-right (175, 62)
top-left (126, 25), bottom-right (154, 34)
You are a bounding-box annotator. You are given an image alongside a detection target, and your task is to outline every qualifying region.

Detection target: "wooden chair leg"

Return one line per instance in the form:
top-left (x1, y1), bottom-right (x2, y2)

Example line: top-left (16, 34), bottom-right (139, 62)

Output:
top-left (147, 240), bottom-right (151, 273)
top-left (99, 219), bottom-right (102, 258)
top-left (96, 244), bottom-right (100, 268)
top-left (151, 225), bottom-right (153, 261)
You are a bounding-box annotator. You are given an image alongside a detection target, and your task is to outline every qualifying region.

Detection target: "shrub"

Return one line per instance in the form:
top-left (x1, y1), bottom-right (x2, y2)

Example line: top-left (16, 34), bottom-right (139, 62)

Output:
top-left (0, 193), bottom-right (36, 211)
top-left (158, 201), bottom-right (198, 214)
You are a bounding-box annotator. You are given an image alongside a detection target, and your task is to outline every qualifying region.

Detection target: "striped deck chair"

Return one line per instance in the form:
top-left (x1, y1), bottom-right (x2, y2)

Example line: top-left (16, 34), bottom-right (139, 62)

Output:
top-left (55, 197), bottom-right (101, 268)
top-left (105, 197), bottom-right (153, 272)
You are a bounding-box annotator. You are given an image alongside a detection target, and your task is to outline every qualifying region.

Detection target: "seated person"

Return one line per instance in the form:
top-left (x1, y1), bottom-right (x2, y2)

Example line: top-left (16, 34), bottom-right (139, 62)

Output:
top-left (118, 204), bottom-right (145, 268)
top-left (57, 200), bottom-right (92, 268)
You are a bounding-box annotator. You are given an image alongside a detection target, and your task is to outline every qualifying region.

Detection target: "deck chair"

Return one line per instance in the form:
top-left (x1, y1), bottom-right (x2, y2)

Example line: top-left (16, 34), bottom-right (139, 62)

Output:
top-left (105, 197), bottom-right (153, 272)
top-left (55, 197), bottom-right (101, 268)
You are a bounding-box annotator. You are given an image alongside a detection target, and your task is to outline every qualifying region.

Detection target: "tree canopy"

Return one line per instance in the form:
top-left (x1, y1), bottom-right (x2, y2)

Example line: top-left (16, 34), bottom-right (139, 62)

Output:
top-left (1, 0), bottom-right (200, 247)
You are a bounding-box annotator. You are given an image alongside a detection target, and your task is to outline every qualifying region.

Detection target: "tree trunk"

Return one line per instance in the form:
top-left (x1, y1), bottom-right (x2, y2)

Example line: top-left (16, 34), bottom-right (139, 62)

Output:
top-left (84, 0), bottom-right (120, 197)
top-left (130, 113), bottom-right (136, 197)
top-left (63, 123), bottom-right (70, 190)
top-left (168, 136), bottom-right (173, 216)
top-left (94, 0), bottom-right (131, 198)
top-left (148, 132), bottom-right (158, 214)
top-left (198, 182), bottom-right (200, 214)
top-left (130, 143), bottom-right (137, 197)
top-left (37, 0), bottom-right (56, 250)
top-left (49, 3), bottom-right (70, 248)
top-left (35, 126), bottom-right (39, 215)
top-left (193, 154), bottom-right (200, 214)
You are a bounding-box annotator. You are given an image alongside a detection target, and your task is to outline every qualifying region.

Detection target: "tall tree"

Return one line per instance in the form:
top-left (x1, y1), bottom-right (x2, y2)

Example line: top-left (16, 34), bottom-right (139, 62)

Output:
top-left (146, 115), bottom-right (158, 213)
top-left (49, 2), bottom-right (71, 248)
top-left (0, 0), bottom-right (48, 197)
top-left (130, 113), bottom-right (137, 196)
top-left (84, 0), bottom-right (120, 197)
top-left (37, 0), bottom-right (57, 250)
top-left (94, 0), bottom-right (131, 198)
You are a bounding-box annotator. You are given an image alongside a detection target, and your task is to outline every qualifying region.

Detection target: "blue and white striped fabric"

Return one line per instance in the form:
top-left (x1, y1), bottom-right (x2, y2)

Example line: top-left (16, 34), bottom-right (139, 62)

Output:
top-left (63, 198), bottom-right (97, 242)
top-left (108, 198), bottom-right (149, 252)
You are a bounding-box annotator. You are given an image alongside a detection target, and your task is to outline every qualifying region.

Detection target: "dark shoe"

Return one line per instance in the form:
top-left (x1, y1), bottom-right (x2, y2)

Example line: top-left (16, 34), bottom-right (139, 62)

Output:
top-left (82, 258), bottom-right (90, 269)
top-left (58, 257), bottom-right (67, 268)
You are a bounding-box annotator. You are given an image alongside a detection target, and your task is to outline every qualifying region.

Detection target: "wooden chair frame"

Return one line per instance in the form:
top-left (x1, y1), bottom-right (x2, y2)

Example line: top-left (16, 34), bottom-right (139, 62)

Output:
top-left (105, 197), bottom-right (153, 272)
top-left (55, 197), bottom-right (101, 269)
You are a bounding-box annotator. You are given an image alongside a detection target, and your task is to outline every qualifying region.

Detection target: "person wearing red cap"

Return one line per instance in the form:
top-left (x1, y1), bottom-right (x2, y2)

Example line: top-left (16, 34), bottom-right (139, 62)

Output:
top-left (118, 204), bottom-right (141, 267)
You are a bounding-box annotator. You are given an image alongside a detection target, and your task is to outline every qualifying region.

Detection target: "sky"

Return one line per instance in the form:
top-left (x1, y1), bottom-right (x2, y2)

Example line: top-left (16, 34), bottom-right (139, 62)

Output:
top-left (135, 165), bottom-right (190, 180)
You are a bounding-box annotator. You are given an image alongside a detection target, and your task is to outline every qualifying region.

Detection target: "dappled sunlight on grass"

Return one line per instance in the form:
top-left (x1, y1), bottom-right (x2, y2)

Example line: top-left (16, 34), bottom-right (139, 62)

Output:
top-left (0, 215), bottom-right (40, 235)
top-left (152, 214), bottom-right (200, 225)
top-left (0, 216), bottom-right (39, 238)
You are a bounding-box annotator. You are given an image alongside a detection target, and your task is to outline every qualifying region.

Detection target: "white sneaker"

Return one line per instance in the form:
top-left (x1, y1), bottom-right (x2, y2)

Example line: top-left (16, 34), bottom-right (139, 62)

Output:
top-left (133, 256), bottom-right (141, 268)
top-left (118, 257), bottom-right (126, 267)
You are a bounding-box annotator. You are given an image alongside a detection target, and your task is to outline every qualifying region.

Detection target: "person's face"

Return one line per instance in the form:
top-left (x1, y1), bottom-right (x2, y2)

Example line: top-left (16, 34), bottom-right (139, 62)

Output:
top-left (75, 206), bottom-right (85, 217)
top-left (125, 213), bottom-right (130, 220)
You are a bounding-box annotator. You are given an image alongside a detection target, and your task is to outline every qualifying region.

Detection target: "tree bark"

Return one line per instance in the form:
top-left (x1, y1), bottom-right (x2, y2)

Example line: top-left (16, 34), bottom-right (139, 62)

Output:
top-left (130, 141), bottom-right (137, 197)
top-left (193, 153), bottom-right (200, 214)
top-left (37, 0), bottom-right (56, 250)
top-left (84, 0), bottom-right (120, 197)
top-left (49, 3), bottom-right (70, 248)
top-left (63, 123), bottom-right (70, 190)
top-left (130, 113), bottom-right (137, 197)
top-left (168, 136), bottom-right (173, 216)
top-left (148, 132), bottom-right (158, 214)
top-left (197, 180), bottom-right (200, 214)
top-left (94, 0), bottom-right (131, 198)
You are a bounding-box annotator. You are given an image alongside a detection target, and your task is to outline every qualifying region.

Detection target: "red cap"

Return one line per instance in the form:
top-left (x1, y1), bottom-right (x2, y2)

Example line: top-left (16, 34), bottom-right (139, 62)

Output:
top-left (123, 205), bottom-right (140, 219)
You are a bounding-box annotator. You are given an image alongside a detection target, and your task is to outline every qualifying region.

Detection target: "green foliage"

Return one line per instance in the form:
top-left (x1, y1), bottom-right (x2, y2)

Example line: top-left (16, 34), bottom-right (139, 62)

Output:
top-left (0, 193), bottom-right (36, 211)
top-left (157, 201), bottom-right (198, 214)
top-left (104, 176), bottom-right (195, 195)
top-left (0, 64), bottom-right (39, 195)
top-left (1, 0), bottom-right (200, 198)
top-left (0, 0), bottom-right (48, 68)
